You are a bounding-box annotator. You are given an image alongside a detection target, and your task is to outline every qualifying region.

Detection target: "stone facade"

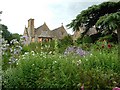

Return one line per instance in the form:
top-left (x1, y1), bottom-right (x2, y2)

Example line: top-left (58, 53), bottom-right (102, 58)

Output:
top-left (23, 18), bottom-right (68, 44)
top-left (72, 26), bottom-right (97, 41)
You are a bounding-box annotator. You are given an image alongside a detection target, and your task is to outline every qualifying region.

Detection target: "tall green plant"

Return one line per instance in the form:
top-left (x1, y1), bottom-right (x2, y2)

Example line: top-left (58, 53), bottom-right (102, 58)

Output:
top-left (3, 44), bottom-right (119, 89)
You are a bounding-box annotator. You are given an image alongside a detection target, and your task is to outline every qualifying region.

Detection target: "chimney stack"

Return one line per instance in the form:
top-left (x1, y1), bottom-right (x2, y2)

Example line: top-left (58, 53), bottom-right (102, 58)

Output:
top-left (28, 18), bottom-right (34, 37)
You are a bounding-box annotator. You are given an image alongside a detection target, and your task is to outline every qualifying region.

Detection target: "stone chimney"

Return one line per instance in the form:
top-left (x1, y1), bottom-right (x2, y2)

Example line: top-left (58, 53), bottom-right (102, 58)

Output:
top-left (28, 18), bottom-right (34, 37)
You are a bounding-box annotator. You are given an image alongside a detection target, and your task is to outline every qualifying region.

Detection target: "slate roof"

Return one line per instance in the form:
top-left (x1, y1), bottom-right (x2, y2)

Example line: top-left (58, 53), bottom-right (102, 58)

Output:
top-left (51, 25), bottom-right (68, 39)
top-left (23, 20), bottom-right (68, 40)
top-left (38, 31), bottom-right (53, 38)
top-left (35, 22), bottom-right (53, 38)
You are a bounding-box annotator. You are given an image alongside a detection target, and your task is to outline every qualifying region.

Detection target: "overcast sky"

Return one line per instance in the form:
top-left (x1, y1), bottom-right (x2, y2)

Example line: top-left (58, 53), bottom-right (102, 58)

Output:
top-left (0, 0), bottom-right (109, 35)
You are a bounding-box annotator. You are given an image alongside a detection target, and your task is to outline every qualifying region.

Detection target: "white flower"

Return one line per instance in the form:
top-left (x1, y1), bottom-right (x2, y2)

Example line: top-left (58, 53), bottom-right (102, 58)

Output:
top-left (31, 51), bottom-right (34, 53)
top-left (19, 46), bottom-right (22, 50)
top-left (86, 59), bottom-right (88, 61)
top-left (32, 53), bottom-right (35, 56)
top-left (77, 59), bottom-right (81, 66)
top-left (6, 44), bottom-right (9, 47)
top-left (49, 51), bottom-right (52, 54)
top-left (43, 55), bottom-right (46, 58)
top-left (53, 61), bottom-right (57, 64)
top-left (0, 30), bottom-right (3, 33)
top-left (16, 59), bottom-right (18, 61)
top-left (16, 62), bottom-right (18, 65)
top-left (10, 48), bottom-right (13, 52)
top-left (25, 52), bottom-right (29, 55)
top-left (90, 53), bottom-right (93, 56)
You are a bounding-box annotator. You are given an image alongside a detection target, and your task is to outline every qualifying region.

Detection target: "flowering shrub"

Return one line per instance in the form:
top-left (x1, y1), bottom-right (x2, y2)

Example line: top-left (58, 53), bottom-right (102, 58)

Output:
top-left (64, 46), bottom-right (89, 56)
top-left (22, 41), bottom-right (55, 54)
top-left (2, 37), bottom-right (24, 70)
top-left (88, 40), bottom-right (116, 52)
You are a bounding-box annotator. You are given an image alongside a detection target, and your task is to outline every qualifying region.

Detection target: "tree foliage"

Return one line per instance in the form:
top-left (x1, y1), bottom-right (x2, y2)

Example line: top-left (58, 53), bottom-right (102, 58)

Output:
top-left (67, 1), bottom-right (120, 59)
top-left (67, 1), bottom-right (120, 37)
top-left (61, 35), bottom-right (73, 45)
top-left (96, 12), bottom-right (120, 31)
top-left (1, 24), bottom-right (21, 43)
top-left (12, 33), bottom-right (21, 41)
top-left (96, 12), bottom-right (120, 45)
top-left (1, 24), bottom-right (12, 43)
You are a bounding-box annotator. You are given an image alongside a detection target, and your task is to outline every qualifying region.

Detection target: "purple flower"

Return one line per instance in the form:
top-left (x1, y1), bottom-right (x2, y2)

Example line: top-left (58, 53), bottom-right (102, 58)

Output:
top-left (112, 87), bottom-right (120, 90)
top-left (64, 46), bottom-right (89, 56)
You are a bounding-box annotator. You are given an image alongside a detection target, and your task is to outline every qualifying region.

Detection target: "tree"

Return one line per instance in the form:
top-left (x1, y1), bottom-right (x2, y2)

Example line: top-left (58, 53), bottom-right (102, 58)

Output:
top-left (96, 12), bottom-right (120, 45)
top-left (1, 24), bottom-right (21, 43)
top-left (1, 24), bottom-right (12, 43)
top-left (11, 33), bottom-right (21, 41)
top-left (67, 1), bottom-right (120, 60)
top-left (61, 35), bottom-right (73, 45)
top-left (67, 1), bottom-right (120, 42)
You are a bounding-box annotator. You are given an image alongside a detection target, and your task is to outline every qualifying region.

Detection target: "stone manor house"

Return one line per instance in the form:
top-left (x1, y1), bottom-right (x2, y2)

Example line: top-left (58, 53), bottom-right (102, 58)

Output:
top-left (23, 18), bottom-right (98, 44)
top-left (23, 18), bottom-right (68, 44)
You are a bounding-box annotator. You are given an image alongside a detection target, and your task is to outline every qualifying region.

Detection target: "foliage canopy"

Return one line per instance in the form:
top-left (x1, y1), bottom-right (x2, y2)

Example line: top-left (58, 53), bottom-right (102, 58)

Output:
top-left (67, 1), bottom-right (120, 37)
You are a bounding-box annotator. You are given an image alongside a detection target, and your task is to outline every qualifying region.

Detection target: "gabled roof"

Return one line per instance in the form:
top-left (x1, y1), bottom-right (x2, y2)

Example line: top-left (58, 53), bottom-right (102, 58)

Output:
top-left (23, 26), bottom-right (29, 37)
top-left (35, 22), bottom-right (53, 38)
top-left (36, 22), bottom-right (50, 31)
top-left (23, 19), bottom-right (69, 40)
top-left (52, 25), bottom-right (68, 39)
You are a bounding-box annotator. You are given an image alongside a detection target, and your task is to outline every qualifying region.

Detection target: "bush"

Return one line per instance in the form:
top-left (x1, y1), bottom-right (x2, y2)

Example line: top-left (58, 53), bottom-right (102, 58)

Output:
top-left (76, 35), bottom-right (92, 44)
top-left (82, 35), bottom-right (92, 43)
top-left (3, 52), bottom-right (81, 89)
top-left (58, 35), bottom-right (74, 53)
top-left (98, 33), bottom-right (118, 43)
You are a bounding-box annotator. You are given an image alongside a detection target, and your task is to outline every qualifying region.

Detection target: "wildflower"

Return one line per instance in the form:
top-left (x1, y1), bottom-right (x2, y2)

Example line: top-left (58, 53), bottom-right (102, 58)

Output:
top-left (16, 62), bottom-right (18, 65)
top-left (22, 55), bottom-right (25, 57)
top-left (32, 64), bottom-right (35, 66)
top-left (112, 87), bottom-right (120, 90)
top-left (81, 84), bottom-right (84, 90)
top-left (108, 43), bottom-right (111, 49)
top-left (49, 51), bottom-right (52, 54)
top-left (32, 53), bottom-right (35, 56)
top-left (45, 45), bottom-right (47, 48)
top-left (77, 59), bottom-right (81, 66)
top-left (86, 58), bottom-right (88, 61)
top-left (43, 55), bottom-right (46, 58)
top-left (53, 61), bottom-right (57, 64)
top-left (0, 30), bottom-right (3, 34)
top-left (25, 52), bottom-right (29, 55)
top-left (19, 46), bottom-right (22, 50)
top-left (64, 46), bottom-right (89, 56)
top-left (9, 57), bottom-right (16, 64)
top-left (6, 44), bottom-right (9, 47)
top-left (31, 51), bottom-right (35, 54)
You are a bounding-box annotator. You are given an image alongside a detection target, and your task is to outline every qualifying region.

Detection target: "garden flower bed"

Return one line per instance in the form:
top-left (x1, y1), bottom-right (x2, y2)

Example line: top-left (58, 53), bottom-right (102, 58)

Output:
top-left (1, 37), bottom-right (120, 89)
top-left (2, 44), bottom-right (120, 89)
